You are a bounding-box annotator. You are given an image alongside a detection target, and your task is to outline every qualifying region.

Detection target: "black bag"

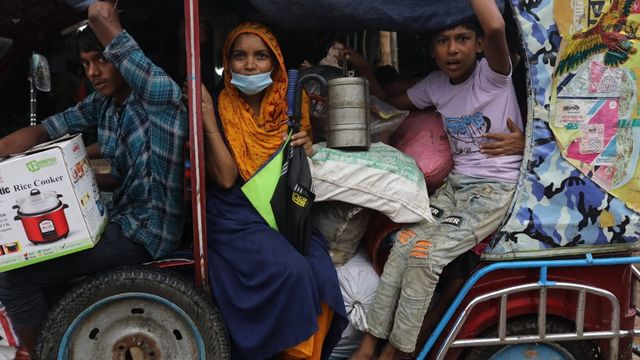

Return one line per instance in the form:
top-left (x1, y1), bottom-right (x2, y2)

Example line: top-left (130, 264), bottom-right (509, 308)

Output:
top-left (270, 132), bottom-right (315, 255)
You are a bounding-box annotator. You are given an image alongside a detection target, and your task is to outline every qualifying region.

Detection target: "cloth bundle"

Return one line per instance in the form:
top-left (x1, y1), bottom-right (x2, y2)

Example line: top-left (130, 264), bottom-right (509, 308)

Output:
top-left (390, 109), bottom-right (453, 193)
top-left (330, 250), bottom-right (380, 359)
top-left (313, 201), bottom-right (371, 265)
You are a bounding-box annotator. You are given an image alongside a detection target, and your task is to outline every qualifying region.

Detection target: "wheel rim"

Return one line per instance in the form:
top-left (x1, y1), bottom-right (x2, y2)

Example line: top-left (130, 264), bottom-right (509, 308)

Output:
top-left (488, 343), bottom-right (576, 360)
top-left (58, 292), bottom-right (206, 360)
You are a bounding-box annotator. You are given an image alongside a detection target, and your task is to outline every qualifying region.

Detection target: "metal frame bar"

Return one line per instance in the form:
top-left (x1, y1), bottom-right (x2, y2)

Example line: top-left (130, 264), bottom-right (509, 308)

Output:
top-left (435, 282), bottom-right (621, 360)
top-left (417, 254), bottom-right (640, 360)
top-left (183, 0), bottom-right (208, 290)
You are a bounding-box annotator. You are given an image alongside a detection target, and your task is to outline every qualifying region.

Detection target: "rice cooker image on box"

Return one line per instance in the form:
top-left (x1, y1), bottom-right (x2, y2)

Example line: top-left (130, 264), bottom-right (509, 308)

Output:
top-left (12, 189), bottom-right (70, 244)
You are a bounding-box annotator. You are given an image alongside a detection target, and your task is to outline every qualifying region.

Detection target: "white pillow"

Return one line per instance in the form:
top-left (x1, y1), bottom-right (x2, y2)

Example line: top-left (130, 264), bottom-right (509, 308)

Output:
top-left (309, 142), bottom-right (433, 224)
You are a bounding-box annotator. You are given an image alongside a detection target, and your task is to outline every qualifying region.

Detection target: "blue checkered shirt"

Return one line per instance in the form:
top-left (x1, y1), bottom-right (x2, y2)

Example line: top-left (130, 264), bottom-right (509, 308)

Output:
top-left (42, 31), bottom-right (187, 259)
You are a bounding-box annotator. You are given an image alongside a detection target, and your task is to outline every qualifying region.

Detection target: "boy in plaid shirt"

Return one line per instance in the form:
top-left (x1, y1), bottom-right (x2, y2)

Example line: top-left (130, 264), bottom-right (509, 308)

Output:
top-left (0, 1), bottom-right (187, 356)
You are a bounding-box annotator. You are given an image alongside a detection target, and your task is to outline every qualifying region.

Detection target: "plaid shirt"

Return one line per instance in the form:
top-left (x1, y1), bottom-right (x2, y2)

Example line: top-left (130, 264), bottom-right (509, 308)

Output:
top-left (42, 31), bottom-right (187, 259)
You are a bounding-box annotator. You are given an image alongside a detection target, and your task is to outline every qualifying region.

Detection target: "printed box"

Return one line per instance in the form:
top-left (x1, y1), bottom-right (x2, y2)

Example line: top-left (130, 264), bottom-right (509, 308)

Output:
top-left (0, 134), bottom-right (107, 272)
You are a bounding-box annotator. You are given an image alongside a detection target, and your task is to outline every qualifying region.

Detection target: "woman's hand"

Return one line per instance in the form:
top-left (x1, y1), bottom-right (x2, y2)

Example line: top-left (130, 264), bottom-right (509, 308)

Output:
top-left (480, 118), bottom-right (525, 156)
top-left (199, 85), bottom-right (220, 134)
top-left (287, 131), bottom-right (313, 157)
top-left (198, 84), bottom-right (214, 112)
top-left (182, 81), bottom-right (219, 134)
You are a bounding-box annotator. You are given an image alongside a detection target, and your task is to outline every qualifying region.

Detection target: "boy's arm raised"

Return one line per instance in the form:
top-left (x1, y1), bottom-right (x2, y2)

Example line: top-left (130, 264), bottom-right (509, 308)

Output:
top-left (471, 0), bottom-right (510, 75)
top-left (87, 1), bottom-right (123, 48)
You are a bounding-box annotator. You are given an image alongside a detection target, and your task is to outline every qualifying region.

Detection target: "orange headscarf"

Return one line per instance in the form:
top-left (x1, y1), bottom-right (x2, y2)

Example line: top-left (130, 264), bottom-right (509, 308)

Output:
top-left (218, 22), bottom-right (311, 181)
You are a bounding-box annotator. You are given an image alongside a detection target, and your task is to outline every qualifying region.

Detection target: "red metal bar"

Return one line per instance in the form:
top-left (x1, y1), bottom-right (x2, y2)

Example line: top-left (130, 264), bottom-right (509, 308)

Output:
top-left (183, 0), bottom-right (209, 290)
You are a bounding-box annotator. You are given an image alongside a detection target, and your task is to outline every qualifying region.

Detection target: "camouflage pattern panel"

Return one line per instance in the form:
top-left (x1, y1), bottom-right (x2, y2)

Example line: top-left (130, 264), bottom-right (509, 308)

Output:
top-left (514, 0), bottom-right (560, 109)
top-left (486, 117), bottom-right (640, 259)
top-left (484, 0), bottom-right (640, 260)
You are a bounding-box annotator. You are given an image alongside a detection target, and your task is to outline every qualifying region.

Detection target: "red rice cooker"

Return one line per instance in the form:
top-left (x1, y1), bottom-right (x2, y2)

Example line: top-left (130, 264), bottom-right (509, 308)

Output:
top-left (13, 189), bottom-right (69, 244)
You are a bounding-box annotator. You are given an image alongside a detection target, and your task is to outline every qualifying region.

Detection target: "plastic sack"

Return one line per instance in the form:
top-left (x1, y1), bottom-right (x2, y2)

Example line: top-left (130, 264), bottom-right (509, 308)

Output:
top-left (330, 249), bottom-right (380, 359)
top-left (390, 109), bottom-right (453, 193)
top-left (0, 348), bottom-right (15, 360)
top-left (312, 202), bottom-right (371, 265)
top-left (0, 305), bottom-right (19, 359)
top-left (310, 142), bottom-right (433, 223)
top-left (369, 95), bottom-right (409, 143)
top-left (0, 307), bottom-right (17, 348)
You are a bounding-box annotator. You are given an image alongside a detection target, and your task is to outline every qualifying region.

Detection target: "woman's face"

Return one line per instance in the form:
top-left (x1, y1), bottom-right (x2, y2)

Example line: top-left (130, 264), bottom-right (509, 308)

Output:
top-left (229, 33), bottom-right (274, 75)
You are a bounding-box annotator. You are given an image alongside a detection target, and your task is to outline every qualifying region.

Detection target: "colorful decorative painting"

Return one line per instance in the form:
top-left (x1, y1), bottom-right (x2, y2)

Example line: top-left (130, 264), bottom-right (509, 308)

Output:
top-left (552, 0), bottom-right (640, 211)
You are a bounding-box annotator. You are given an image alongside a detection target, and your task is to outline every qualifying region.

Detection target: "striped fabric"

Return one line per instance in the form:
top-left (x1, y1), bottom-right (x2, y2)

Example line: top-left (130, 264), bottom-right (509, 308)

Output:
top-left (42, 31), bottom-right (188, 259)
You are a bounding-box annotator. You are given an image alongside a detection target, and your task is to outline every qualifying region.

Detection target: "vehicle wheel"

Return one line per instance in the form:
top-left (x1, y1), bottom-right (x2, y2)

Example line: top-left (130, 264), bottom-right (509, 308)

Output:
top-left (461, 317), bottom-right (599, 360)
top-left (35, 266), bottom-right (230, 360)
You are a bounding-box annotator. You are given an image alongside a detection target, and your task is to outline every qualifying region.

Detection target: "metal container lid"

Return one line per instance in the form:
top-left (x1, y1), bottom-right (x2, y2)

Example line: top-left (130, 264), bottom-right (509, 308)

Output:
top-left (327, 77), bottom-right (367, 86)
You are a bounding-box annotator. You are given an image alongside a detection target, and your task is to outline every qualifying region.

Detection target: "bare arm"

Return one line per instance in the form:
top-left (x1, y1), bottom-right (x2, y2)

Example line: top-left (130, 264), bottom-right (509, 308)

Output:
top-left (86, 142), bottom-right (102, 159)
top-left (87, 1), bottom-right (123, 47)
top-left (470, 0), bottom-right (510, 75)
top-left (386, 93), bottom-right (418, 111)
top-left (340, 47), bottom-right (417, 111)
top-left (0, 125), bottom-right (50, 157)
top-left (198, 85), bottom-right (239, 189)
top-left (341, 50), bottom-right (386, 99)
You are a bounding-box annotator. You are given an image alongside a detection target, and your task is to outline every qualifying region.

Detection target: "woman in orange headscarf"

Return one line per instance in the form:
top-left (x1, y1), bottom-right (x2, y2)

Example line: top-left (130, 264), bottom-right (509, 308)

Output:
top-left (199, 22), bottom-right (347, 360)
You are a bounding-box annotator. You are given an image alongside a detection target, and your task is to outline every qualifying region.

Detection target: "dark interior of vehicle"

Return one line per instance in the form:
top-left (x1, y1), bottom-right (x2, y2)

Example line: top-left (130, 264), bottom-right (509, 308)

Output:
top-left (0, 0), bottom-right (528, 139)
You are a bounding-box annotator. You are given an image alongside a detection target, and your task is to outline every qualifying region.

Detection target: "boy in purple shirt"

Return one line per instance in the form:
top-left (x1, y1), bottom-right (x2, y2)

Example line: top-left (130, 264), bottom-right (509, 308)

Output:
top-left (346, 0), bottom-right (523, 358)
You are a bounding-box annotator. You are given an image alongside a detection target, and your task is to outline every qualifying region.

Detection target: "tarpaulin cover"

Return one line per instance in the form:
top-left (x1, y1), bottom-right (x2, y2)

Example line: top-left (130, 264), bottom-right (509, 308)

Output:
top-left (248, 0), bottom-right (505, 31)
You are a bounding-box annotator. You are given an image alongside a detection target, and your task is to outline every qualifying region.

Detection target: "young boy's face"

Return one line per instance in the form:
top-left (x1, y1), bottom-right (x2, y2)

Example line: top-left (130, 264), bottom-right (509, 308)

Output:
top-left (80, 50), bottom-right (129, 103)
top-left (430, 25), bottom-right (483, 84)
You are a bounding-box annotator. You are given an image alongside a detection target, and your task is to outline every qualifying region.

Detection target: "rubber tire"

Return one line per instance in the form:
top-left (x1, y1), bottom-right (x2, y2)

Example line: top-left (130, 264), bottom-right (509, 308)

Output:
top-left (35, 266), bottom-right (230, 360)
top-left (461, 316), bottom-right (599, 360)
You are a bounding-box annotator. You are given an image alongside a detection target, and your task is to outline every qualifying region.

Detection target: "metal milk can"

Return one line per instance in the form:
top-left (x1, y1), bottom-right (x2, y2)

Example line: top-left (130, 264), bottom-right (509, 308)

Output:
top-left (326, 66), bottom-right (371, 150)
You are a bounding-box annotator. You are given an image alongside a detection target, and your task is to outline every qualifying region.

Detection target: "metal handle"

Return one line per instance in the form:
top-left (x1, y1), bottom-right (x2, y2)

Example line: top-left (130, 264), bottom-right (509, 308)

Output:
top-left (287, 69), bottom-right (299, 118)
top-left (343, 54), bottom-right (349, 77)
top-left (293, 74), bottom-right (328, 131)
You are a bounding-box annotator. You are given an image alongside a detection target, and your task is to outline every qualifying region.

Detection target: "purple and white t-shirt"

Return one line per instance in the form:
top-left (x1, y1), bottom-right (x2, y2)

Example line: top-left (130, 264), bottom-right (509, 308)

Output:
top-left (406, 58), bottom-right (523, 183)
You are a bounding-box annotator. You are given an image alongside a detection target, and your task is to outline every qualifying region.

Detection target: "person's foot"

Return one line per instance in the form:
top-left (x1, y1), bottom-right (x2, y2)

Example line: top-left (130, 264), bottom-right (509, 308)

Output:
top-left (349, 350), bottom-right (377, 360)
top-left (349, 333), bottom-right (379, 360)
top-left (377, 342), bottom-right (408, 360)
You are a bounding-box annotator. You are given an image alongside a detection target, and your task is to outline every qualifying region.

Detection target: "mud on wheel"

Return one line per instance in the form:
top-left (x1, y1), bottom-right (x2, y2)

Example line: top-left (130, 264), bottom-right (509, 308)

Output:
top-left (36, 266), bottom-right (230, 360)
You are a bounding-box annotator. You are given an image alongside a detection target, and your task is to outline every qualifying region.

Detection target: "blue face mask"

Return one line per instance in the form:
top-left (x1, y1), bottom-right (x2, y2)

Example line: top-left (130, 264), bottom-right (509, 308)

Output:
top-left (230, 71), bottom-right (273, 95)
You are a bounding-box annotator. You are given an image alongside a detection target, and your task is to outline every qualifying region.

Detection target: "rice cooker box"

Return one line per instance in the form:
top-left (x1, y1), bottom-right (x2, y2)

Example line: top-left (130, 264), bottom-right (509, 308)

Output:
top-left (0, 134), bottom-right (107, 272)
